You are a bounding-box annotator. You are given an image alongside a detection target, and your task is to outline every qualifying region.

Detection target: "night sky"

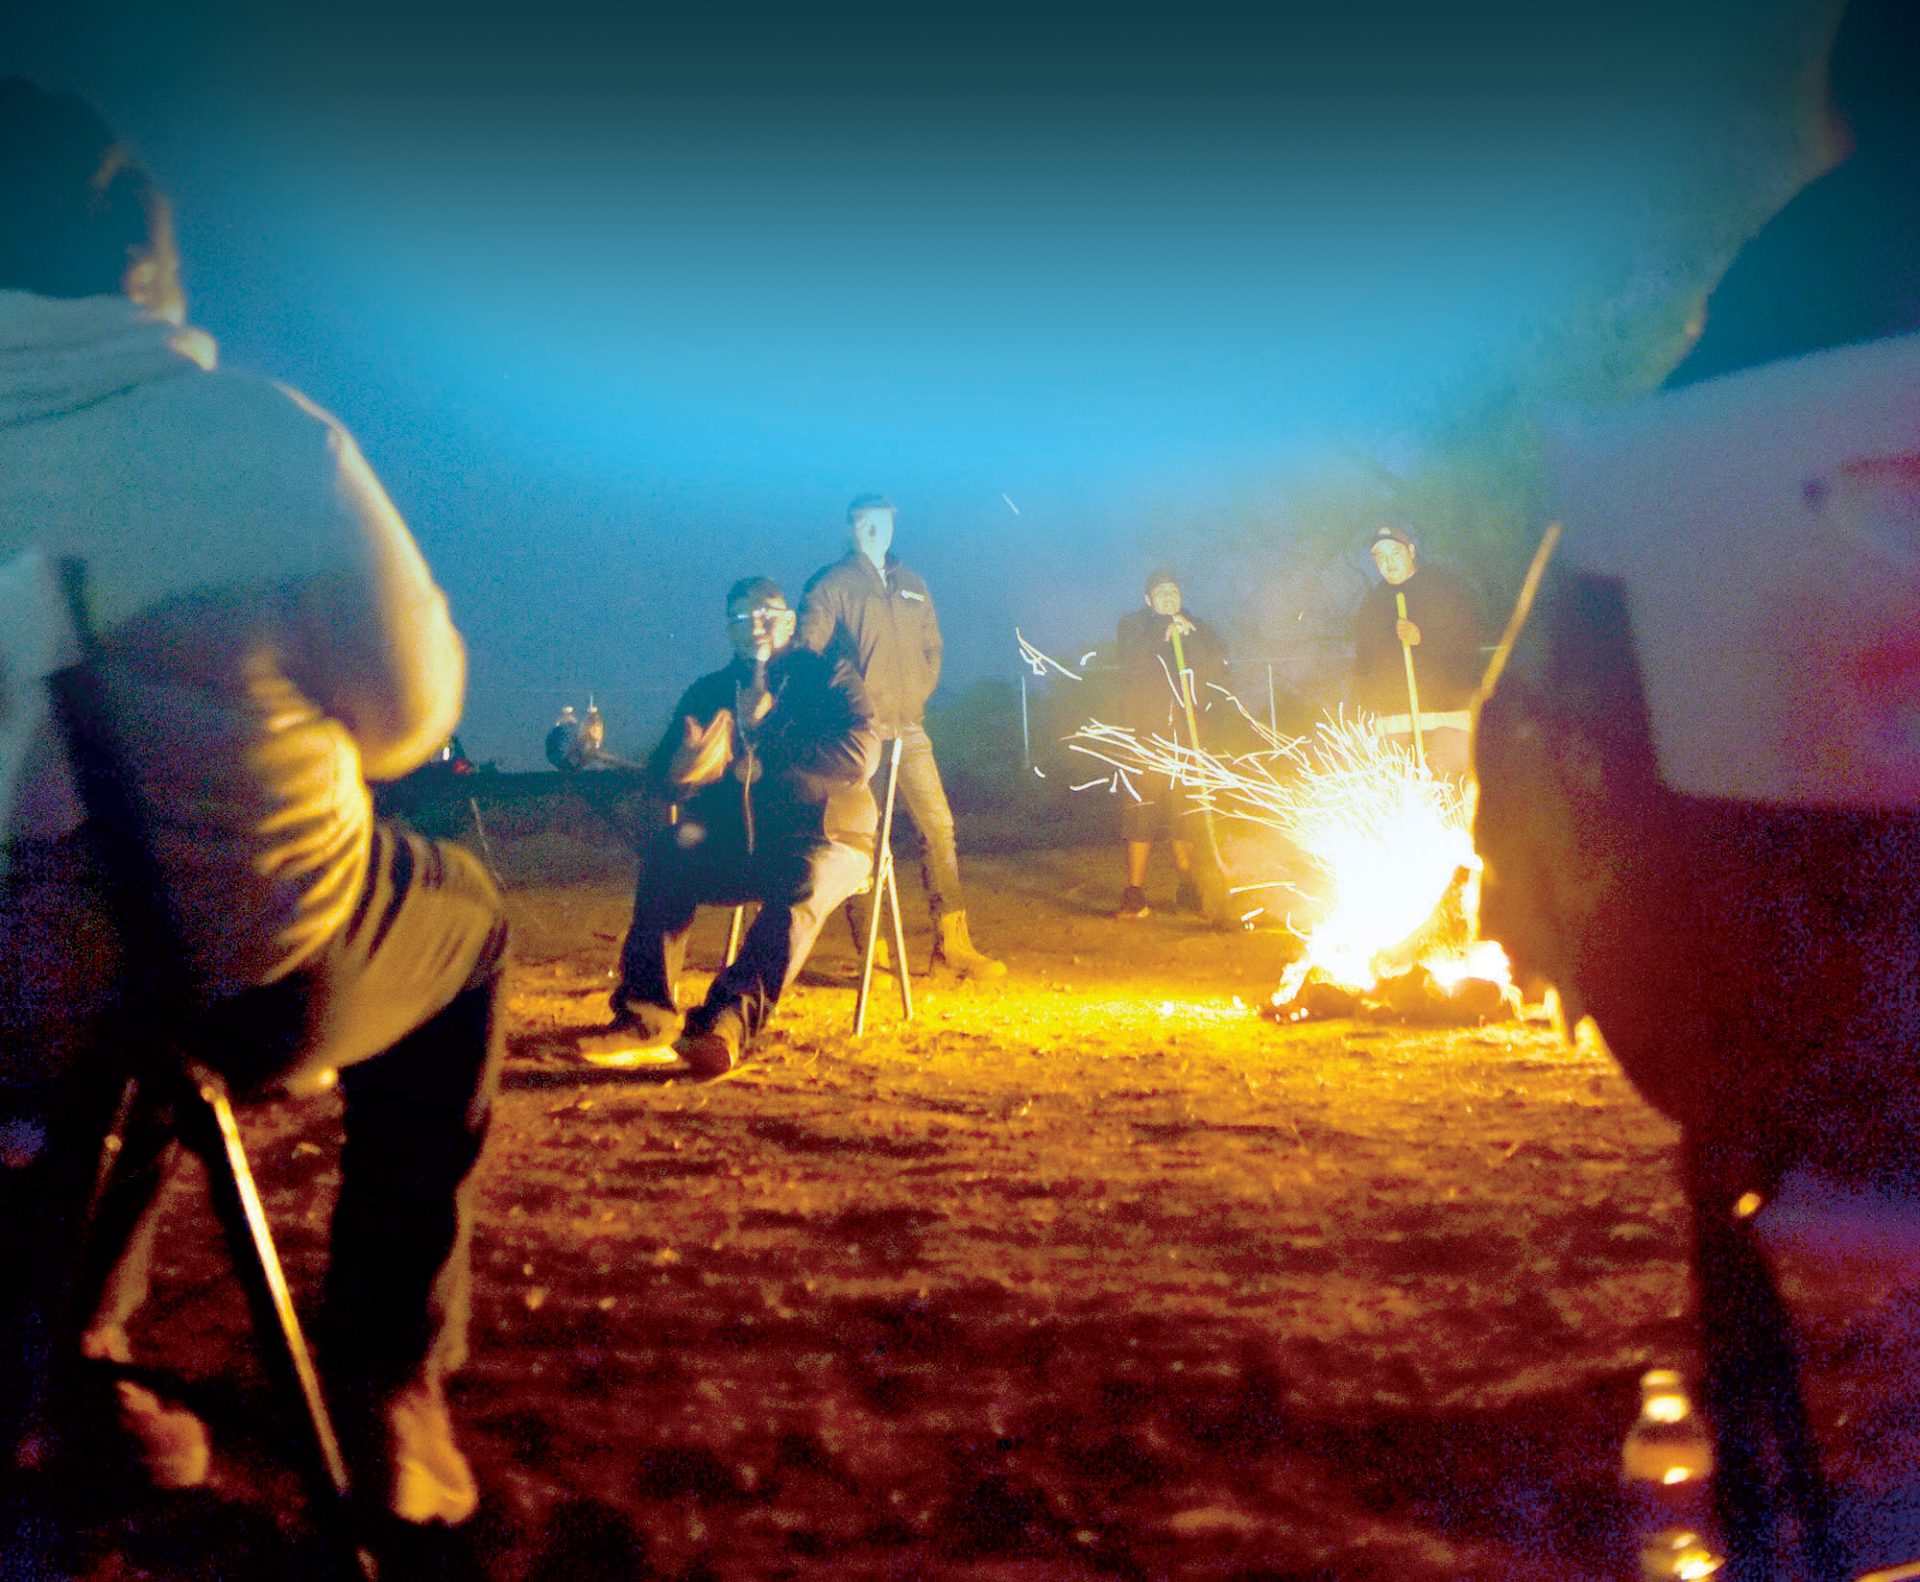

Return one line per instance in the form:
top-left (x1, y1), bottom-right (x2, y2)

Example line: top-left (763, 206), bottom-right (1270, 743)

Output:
top-left (5, 2), bottom-right (1836, 765)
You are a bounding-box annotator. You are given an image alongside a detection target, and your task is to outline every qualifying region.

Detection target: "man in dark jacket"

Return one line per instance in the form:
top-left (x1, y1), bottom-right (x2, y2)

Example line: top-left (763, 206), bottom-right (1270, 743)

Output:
top-left (798, 494), bottom-right (1005, 978)
top-left (1112, 568), bottom-right (1229, 919)
top-left (1351, 524), bottom-right (1485, 778)
top-left (583, 577), bottom-right (879, 1076)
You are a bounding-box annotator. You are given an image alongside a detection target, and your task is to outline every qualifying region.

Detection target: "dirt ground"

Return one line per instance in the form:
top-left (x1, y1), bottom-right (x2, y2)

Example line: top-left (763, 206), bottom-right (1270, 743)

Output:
top-left (44, 823), bottom-right (1896, 1581)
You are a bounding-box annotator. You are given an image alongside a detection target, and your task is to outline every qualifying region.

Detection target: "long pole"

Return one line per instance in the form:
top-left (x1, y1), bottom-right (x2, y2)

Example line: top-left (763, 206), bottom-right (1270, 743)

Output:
top-left (1394, 590), bottom-right (1425, 770)
top-left (1167, 623), bottom-right (1230, 926)
top-left (1167, 626), bottom-right (1202, 751)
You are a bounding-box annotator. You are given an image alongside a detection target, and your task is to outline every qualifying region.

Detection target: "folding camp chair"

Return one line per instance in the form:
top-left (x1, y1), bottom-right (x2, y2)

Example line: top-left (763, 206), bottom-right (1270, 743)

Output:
top-left (0, 551), bottom-right (370, 1576)
top-left (723, 733), bottom-right (913, 1036)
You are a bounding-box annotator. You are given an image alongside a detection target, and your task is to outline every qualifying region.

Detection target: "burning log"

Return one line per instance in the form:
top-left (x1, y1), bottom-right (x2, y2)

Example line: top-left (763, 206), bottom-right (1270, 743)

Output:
top-left (1071, 712), bottom-right (1519, 1025)
top-left (1268, 959), bottom-right (1519, 1027)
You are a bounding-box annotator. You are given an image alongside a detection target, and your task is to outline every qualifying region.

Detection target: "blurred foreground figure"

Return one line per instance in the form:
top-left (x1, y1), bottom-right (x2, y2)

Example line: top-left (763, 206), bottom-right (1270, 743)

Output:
top-left (800, 494), bottom-right (1006, 977)
top-left (0, 80), bottom-right (506, 1526)
top-left (1475, 3), bottom-right (1920, 1571)
top-left (586, 578), bottom-right (878, 1075)
top-left (1111, 567), bottom-right (1231, 922)
top-left (1352, 524), bottom-right (1484, 779)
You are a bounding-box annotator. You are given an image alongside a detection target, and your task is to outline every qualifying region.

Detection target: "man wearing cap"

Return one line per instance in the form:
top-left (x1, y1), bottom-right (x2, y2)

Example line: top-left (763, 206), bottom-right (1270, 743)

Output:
top-left (799, 494), bottom-right (1006, 978)
top-left (1112, 569), bottom-right (1230, 919)
top-left (1351, 525), bottom-right (1486, 778)
top-left (584, 577), bottom-right (879, 1076)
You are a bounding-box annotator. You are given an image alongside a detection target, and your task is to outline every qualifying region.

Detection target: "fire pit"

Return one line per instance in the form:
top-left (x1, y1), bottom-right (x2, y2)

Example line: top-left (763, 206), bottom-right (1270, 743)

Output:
top-left (1072, 712), bottom-right (1521, 1029)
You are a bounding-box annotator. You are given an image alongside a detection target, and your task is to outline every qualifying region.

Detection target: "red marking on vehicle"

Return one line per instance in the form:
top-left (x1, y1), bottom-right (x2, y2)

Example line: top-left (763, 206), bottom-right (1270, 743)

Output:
top-left (1838, 453), bottom-right (1920, 489)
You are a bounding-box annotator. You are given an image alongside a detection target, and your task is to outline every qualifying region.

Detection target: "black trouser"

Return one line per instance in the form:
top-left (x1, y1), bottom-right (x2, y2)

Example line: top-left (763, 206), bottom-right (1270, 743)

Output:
top-left (80, 822), bottom-right (509, 1397)
top-left (614, 824), bottom-right (871, 1045)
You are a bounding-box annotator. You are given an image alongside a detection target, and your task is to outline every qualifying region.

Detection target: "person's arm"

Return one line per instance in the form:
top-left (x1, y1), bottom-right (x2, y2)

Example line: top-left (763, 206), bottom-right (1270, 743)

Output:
top-left (289, 430), bottom-right (464, 782)
top-left (1191, 618), bottom-right (1231, 707)
top-left (1418, 572), bottom-right (1486, 683)
top-left (796, 572), bottom-right (840, 656)
top-left (770, 657), bottom-right (881, 792)
top-left (921, 581), bottom-right (944, 695)
top-left (648, 679), bottom-right (733, 794)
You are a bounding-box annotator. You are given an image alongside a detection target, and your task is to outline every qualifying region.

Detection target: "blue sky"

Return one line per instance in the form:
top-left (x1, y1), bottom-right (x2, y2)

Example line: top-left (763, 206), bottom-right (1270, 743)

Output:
top-left (6, 1), bottom-right (1833, 764)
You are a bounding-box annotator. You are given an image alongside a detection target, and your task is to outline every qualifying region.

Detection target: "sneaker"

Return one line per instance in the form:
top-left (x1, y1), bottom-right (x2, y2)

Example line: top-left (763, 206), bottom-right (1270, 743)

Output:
top-left (577, 1008), bottom-right (683, 1068)
top-left (1174, 876), bottom-right (1203, 915)
top-left (1113, 885), bottom-right (1151, 920)
top-left (338, 1372), bottom-right (478, 1527)
top-left (674, 1009), bottom-right (743, 1078)
top-left (103, 1377), bottom-right (212, 1491)
top-left (71, 1331), bottom-right (211, 1491)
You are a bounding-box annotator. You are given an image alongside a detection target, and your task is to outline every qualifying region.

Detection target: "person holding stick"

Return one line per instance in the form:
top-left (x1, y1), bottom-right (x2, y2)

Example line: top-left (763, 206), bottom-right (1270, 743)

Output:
top-left (1112, 569), bottom-right (1230, 920)
top-left (1351, 525), bottom-right (1485, 779)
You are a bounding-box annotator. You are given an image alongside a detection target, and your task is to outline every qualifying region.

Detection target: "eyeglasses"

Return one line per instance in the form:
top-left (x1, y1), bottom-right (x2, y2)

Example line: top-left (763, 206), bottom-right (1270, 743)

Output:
top-left (728, 606), bottom-right (790, 625)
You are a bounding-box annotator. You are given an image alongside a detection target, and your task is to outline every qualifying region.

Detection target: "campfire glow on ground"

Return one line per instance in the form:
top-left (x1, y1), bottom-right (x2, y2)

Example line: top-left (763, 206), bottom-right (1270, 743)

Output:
top-left (1070, 710), bottom-right (1514, 1020)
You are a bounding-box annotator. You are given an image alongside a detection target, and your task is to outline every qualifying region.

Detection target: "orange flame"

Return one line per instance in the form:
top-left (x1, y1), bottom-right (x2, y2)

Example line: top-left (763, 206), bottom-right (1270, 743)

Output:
top-left (1069, 710), bottom-right (1512, 1009)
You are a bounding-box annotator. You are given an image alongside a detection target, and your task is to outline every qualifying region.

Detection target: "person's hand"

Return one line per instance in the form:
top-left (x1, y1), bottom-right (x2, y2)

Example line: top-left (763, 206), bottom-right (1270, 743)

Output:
top-left (669, 711), bottom-right (734, 788)
top-left (1166, 614), bottom-right (1196, 641)
top-left (1395, 617), bottom-right (1421, 646)
top-left (736, 675), bottom-right (775, 731)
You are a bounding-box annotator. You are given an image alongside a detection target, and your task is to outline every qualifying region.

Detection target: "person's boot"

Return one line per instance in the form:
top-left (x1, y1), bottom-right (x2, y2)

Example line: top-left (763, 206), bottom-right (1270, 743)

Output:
top-left (933, 911), bottom-right (1006, 979)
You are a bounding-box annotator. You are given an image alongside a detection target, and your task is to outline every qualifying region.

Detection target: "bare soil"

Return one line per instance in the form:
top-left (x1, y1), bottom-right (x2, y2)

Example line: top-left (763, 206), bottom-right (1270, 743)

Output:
top-left (33, 832), bottom-right (1746, 1580)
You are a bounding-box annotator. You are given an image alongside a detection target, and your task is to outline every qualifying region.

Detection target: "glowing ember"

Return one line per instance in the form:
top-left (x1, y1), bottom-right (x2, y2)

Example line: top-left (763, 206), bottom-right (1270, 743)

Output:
top-left (1069, 710), bottom-right (1515, 1022)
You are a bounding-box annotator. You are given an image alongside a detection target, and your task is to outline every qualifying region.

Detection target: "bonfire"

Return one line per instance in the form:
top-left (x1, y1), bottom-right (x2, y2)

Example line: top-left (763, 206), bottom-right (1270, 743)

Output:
top-left (1069, 708), bottom-right (1518, 1025)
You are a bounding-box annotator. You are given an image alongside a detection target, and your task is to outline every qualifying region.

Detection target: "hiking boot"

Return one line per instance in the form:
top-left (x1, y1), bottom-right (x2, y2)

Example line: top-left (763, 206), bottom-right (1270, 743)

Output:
top-left (341, 1372), bottom-right (478, 1527)
top-left (1174, 876), bottom-right (1203, 916)
top-left (674, 1007), bottom-right (744, 1078)
top-left (1113, 885), bottom-right (1151, 920)
top-left (933, 910), bottom-right (1006, 978)
top-left (578, 1006), bottom-right (683, 1068)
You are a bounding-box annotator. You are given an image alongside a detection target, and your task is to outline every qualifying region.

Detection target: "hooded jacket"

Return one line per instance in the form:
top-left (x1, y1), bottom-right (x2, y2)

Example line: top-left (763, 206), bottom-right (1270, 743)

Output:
top-left (0, 290), bottom-right (464, 997)
top-left (648, 646), bottom-right (880, 853)
top-left (797, 552), bottom-right (942, 730)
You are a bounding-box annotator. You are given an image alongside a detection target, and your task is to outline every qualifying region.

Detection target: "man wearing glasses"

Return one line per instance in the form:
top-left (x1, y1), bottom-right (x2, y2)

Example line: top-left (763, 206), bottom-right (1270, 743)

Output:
top-left (583, 578), bottom-right (879, 1075)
